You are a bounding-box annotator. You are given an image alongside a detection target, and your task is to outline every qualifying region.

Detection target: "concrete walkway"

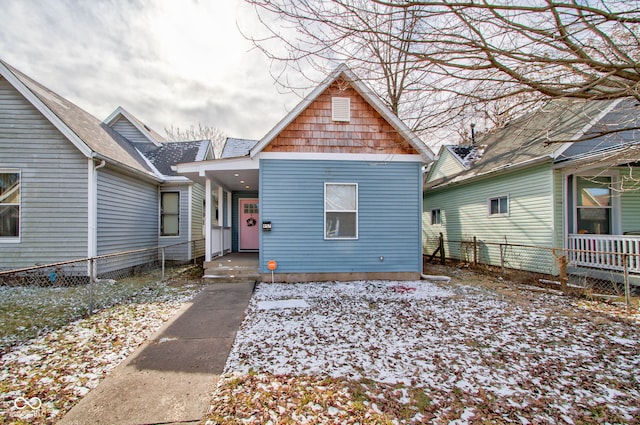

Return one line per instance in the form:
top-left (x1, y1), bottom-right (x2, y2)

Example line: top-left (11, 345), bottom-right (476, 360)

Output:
top-left (58, 282), bottom-right (255, 425)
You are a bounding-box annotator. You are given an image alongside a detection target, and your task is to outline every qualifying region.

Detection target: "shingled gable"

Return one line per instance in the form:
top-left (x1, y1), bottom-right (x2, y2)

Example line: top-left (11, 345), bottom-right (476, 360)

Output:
top-left (103, 106), bottom-right (166, 146)
top-left (250, 64), bottom-right (434, 161)
top-left (0, 60), bottom-right (159, 181)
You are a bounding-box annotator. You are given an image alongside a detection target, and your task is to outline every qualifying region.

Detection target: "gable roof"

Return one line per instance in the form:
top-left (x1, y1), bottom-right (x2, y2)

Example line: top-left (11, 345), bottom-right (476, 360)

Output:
top-left (427, 97), bottom-right (630, 189)
top-left (0, 60), bottom-right (159, 181)
top-left (221, 137), bottom-right (259, 158)
top-left (145, 140), bottom-right (211, 177)
top-left (103, 106), bottom-right (166, 145)
top-left (250, 64), bottom-right (434, 161)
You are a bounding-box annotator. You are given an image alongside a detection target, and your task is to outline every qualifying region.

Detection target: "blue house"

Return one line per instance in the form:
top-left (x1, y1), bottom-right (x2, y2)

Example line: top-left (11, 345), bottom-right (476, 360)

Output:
top-left (177, 65), bottom-right (434, 282)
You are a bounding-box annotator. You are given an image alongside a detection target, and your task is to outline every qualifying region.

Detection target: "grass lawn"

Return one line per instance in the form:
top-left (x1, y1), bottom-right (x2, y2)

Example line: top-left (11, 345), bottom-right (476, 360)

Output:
top-left (0, 266), bottom-right (197, 352)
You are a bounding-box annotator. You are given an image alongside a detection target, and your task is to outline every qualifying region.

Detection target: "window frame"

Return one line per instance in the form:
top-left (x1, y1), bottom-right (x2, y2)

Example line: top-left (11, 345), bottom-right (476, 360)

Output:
top-left (430, 208), bottom-right (442, 225)
top-left (573, 174), bottom-right (616, 235)
top-left (0, 169), bottom-right (21, 242)
top-left (324, 182), bottom-right (358, 240)
top-left (160, 191), bottom-right (180, 237)
top-left (488, 195), bottom-right (509, 217)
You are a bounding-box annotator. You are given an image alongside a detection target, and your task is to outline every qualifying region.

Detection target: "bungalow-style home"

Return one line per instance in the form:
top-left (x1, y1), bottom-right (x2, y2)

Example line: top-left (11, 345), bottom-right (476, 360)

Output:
top-left (423, 98), bottom-right (640, 279)
top-left (0, 59), bottom-right (211, 273)
top-left (176, 65), bottom-right (434, 282)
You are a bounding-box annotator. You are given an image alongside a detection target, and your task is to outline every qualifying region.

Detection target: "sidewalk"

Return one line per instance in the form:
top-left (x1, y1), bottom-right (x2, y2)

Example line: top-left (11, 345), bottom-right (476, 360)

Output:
top-left (58, 282), bottom-right (255, 425)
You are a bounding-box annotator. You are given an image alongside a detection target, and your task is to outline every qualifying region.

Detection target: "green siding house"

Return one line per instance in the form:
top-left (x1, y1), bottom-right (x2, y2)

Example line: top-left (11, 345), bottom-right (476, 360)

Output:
top-left (424, 98), bottom-right (640, 277)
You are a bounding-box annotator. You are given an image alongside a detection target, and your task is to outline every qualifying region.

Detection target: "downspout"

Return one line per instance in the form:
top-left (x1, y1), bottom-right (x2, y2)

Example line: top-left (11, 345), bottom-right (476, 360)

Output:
top-left (88, 159), bottom-right (106, 260)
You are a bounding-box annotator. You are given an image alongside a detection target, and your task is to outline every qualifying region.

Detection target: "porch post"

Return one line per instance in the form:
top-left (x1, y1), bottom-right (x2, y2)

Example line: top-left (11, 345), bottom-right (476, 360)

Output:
top-left (227, 191), bottom-right (232, 228)
top-left (205, 176), bottom-right (212, 262)
top-left (218, 186), bottom-right (224, 254)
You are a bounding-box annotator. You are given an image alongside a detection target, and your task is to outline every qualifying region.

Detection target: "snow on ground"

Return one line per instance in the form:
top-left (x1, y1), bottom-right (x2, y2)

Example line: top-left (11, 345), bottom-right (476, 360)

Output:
top-left (207, 278), bottom-right (640, 424)
top-left (0, 282), bottom-right (200, 424)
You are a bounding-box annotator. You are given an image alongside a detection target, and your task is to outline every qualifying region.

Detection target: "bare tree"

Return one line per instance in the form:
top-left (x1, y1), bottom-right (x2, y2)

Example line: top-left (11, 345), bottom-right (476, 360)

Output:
top-left (164, 123), bottom-right (226, 158)
top-left (243, 0), bottom-right (640, 144)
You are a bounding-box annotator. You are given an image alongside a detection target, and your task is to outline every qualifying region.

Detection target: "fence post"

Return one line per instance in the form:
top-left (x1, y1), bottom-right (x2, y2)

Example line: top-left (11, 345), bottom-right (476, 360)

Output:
top-left (439, 232), bottom-right (445, 265)
top-left (161, 247), bottom-right (166, 281)
top-left (473, 236), bottom-right (478, 266)
top-left (500, 244), bottom-right (505, 275)
top-left (88, 258), bottom-right (95, 316)
top-left (623, 253), bottom-right (631, 308)
top-left (559, 255), bottom-right (568, 294)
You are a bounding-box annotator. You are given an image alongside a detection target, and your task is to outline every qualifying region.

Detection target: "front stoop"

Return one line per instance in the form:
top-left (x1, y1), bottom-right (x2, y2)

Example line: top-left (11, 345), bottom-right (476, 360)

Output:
top-left (203, 254), bottom-right (260, 284)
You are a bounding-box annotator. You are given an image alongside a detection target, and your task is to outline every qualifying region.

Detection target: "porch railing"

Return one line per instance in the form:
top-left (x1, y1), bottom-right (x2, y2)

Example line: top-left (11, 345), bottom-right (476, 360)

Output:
top-left (211, 226), bottom-right (232, 258)
top-left (567, 234), bottom-right (640, 273)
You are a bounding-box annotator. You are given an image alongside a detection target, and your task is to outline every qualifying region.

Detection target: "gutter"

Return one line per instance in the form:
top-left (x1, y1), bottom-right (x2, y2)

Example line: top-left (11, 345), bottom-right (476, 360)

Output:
top-left (552, 142), bottom-right (640, 170)
top-left (93, 153), bottom-right (164, 184)
top-left (425, 155), bottom-right (553, 192)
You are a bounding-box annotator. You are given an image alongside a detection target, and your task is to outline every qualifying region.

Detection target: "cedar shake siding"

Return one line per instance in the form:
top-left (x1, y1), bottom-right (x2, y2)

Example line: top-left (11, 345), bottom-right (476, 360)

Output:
top-left (263, 82), bottom-right (417, 155)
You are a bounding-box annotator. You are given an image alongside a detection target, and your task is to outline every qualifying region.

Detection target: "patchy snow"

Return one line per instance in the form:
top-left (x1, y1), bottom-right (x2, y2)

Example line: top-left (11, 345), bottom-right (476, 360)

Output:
top-left (208, 278), bottom-right (640, 424)
top-left (0, 282), bottom-right (200, 424)
top-left (257, 299), bottom-right (310, 310)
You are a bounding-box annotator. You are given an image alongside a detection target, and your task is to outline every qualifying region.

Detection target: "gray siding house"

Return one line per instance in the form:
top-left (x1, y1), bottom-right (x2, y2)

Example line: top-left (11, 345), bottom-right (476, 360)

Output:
top-left (0, 60), bottom-right (211, 272)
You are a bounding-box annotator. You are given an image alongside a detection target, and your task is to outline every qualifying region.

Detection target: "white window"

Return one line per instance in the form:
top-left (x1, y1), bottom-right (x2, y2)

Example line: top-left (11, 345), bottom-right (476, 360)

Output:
top-left (0, 170), bottom-right (20, 240)
top-left (325, 183), bottom-right (358, 239)
top-left (431, 209), bottom-right (442, 225)
top-left (489, 195), bottom-right (509, 216)
top-left (161, 192), bottom-right (180, 236)
top-left (331, 97), bottom-right (351, 122)
top-left (575, 176), bottom-right (612, 234)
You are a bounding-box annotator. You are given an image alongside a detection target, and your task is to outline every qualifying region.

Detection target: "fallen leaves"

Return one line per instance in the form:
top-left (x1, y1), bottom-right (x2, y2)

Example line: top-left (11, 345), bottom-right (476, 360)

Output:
top-left (0, 283), bottom-right (200, 424)
top-left (207, 278), bottom-right (639, 424)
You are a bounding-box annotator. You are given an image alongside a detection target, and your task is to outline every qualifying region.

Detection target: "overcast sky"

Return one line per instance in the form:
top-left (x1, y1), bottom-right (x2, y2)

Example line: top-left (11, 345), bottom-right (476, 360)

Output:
top-left (0, 0), bottom-right (302, 140)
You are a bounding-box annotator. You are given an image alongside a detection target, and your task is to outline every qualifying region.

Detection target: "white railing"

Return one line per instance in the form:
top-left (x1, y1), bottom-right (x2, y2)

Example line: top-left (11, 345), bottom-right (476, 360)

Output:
top-left (568, 234), bottom-right (640, 273)
top-left (211, 226), bottom-right (232, 257)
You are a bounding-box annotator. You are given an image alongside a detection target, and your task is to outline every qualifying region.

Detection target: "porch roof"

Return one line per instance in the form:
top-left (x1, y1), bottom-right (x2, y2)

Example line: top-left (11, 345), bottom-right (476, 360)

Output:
top-left (174, 156), bottom-right (259, 192)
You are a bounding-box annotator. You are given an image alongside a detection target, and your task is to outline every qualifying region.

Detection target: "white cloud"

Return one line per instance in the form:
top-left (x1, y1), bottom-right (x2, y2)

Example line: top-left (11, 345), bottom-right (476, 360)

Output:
top-left (0, 0), bottom-right (300, 139)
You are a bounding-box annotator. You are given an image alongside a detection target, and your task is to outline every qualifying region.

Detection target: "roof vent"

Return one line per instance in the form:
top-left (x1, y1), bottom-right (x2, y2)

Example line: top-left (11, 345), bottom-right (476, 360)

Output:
top-left (332, 97), bottom-right (350, 122)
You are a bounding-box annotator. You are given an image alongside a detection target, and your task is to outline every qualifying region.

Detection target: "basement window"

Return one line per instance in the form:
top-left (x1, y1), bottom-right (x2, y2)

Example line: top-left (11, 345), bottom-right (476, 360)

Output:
top-left (331, 97), bottom-right (351, 122)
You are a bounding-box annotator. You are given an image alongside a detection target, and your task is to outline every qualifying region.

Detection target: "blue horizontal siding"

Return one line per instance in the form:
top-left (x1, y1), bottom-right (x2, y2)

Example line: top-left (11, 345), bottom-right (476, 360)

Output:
top-left (259, 159), bottom-right (422, 274)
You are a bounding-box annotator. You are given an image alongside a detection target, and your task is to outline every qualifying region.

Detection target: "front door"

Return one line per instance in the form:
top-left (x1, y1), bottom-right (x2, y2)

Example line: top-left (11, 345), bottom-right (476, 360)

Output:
top-left (239, 199), bottom-right (259, 251)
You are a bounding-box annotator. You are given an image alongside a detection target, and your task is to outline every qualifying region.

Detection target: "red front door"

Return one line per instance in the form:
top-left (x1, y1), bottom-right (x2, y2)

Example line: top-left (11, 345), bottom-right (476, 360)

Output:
top-left (239, 199), bottom-right (259, 251)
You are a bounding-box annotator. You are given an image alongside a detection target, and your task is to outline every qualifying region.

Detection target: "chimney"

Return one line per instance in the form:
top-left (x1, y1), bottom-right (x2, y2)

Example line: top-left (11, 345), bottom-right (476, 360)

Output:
top-left (470, 123), bottom-right (476, 146)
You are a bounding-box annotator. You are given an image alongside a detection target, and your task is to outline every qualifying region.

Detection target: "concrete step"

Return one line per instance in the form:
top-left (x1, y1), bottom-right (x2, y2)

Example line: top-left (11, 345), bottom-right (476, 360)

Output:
top-left (203, 253), bottom-right (260, 284)
top-left (203, 267), bottom-right (259, 284)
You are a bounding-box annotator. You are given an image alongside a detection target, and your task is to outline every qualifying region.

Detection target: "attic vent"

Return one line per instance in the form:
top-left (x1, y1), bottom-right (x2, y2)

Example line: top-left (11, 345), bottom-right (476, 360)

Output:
top-left (332, 97), bottom-right (350, 122)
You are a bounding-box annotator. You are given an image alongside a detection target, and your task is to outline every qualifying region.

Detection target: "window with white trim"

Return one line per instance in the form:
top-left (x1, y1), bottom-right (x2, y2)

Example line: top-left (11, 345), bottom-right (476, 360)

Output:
top-left (0, 170), bottom-right (20, 239)
top-left (488, 195), bottom-right (509, 216)
top-left (325, 183), bottom-right (358, 239)
top-left (161, 192), bottom-right (180, 236)
top-left (431, 209), bottom-right (441, 225)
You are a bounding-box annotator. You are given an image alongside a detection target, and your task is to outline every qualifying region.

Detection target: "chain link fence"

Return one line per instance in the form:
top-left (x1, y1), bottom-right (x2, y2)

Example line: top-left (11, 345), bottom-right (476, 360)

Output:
top-left (0, 240), bottom-right (204, 352)
top-left (424, 234), bottom-right (639, 307)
